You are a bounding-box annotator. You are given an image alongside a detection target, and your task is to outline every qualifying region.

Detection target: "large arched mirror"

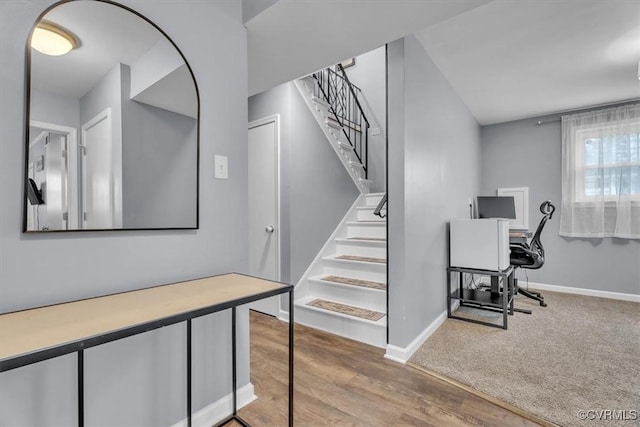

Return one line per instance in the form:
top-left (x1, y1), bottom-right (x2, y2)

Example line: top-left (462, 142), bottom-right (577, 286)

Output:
top-left (24, 0), bottom-right (199, 232)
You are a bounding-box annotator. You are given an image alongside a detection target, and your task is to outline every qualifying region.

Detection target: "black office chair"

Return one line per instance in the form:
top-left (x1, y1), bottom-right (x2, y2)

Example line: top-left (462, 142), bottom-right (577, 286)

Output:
top-left (510, 200), bottom-right (555, 307)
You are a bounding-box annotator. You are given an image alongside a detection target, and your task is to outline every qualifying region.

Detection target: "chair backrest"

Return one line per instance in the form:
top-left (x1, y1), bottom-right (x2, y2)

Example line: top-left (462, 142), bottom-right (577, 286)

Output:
top-left (529, 201), bottom-right (555, 259)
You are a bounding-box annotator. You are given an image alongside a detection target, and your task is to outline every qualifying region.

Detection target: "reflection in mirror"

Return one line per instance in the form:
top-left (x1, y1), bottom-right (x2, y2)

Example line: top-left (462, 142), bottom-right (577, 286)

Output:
top-left (25, 0), bottom-right (199, 231)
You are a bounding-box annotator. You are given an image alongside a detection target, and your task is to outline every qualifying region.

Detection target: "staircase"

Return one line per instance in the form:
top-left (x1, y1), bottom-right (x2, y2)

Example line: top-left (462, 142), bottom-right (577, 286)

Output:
top-left (292, 63), bottom-right (387, 348)
top-left (294, 65), bottom-right (372, 194)
top-left (294, 193), bottom-right (387, 348)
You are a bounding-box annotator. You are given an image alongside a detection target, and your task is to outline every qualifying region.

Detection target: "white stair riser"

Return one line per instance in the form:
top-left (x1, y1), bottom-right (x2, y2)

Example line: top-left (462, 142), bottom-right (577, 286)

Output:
top-left (336, 150), bottom-right (364, 165)
top-left (331, 133), bottom-right (365, 161)
top-left (325, 118), bottom-right (341, 130)
top-left (333, 130), bottom-right (353, 146)
top-left (365, 194), bottom-right (384, 206)
top-left (349, 165), bottom-right (366, 179)
top-left (294, 304), bottom-right (386, 348)
top-left (337, 141), bottom-right (354, 152)
top-left (331, 128), bottom-right (366, 161)
top-left (300, 76), bottom-right (315, 93)
top-left (311, 95), bottom-right (329, 109)
top-left (322, 260), bottom-right (386, 283)
top-left (308, 279), bottom-right (386, 312)
top-left (357, 208), bottom-right (386, 222)
top-left (347, 224), bottom-right (386, 239)
top-left (335, 240), bottom-right (386, 258)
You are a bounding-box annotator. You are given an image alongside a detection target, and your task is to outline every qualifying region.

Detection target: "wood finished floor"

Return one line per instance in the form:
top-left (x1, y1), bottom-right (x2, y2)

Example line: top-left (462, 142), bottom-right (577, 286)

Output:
top-left (236, 311), bottom-right (540, 426)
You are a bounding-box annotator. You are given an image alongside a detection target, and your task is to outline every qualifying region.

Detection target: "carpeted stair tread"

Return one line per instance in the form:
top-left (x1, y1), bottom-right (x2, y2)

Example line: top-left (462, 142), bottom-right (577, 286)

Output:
top-left (335, 255), bottom-right (386, 264)
top-left (321, 275), bottom-right (387, 290)
top-left (307, 299), bottom-right (385, 321)
top-left (347, 237), bottom-right (387, 241)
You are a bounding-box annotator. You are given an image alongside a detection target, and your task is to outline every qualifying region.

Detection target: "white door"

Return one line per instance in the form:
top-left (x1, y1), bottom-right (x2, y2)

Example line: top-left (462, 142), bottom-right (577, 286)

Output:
top-left (82, 109), bottom-right (113, 229)
top-left (248, 117), bottom-right (280, 316)
top-left (44, 132), bottom-right (68, 230)
top-left (29, 121), bottom-right (79, 230)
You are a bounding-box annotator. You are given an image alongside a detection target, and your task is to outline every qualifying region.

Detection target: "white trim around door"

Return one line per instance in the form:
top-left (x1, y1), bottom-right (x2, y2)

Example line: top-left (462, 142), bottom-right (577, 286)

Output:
top-left (248, 114), bottom-right (281, 316)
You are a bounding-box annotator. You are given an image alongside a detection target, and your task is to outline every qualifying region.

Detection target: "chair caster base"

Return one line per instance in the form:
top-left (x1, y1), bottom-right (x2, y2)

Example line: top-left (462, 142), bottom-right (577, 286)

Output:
top-left (516, 287), bottom-right (547, 307)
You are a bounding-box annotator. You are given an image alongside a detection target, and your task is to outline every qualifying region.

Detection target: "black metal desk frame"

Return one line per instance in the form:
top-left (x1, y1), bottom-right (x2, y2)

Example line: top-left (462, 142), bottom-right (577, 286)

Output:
top-left (446, 265), bottom-right (515, 329)
top-left (0, 274), bottom-right (294, 427)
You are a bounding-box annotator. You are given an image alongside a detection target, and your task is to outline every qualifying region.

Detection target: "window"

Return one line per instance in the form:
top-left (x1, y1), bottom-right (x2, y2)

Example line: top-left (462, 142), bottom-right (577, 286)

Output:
top-left (560, 104), bottom-right (640, 239)
top-left (576, 127), bottom-right (639, 200)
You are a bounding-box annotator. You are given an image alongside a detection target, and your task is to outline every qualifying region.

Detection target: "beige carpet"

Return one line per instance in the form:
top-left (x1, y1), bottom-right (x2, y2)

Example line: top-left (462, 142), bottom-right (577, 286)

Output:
top-left (408, 290), bottom-right (640, 427)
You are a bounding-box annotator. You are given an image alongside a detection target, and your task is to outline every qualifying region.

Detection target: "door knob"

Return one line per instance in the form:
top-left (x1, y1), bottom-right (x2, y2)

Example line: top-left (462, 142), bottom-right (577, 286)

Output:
top-left (265, 225), bottom-right (275, 233)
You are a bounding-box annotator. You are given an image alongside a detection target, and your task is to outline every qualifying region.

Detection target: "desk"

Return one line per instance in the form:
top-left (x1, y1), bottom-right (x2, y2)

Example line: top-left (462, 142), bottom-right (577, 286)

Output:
top-left (509, 230), bottom-right (532, 245)
top-left (446, 265), bottom-right (515, 329)
top-left (0, 273), bottom-right (294, 427)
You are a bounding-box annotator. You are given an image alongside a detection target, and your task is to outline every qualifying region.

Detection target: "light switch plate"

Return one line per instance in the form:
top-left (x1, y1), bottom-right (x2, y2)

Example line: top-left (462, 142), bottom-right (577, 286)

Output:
top-left (214, 155), bottom-right (228, 179)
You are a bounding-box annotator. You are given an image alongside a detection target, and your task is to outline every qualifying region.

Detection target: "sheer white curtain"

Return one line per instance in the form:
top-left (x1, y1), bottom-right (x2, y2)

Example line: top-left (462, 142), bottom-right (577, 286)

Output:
top-left (560, 104), bottom-right (640, 239)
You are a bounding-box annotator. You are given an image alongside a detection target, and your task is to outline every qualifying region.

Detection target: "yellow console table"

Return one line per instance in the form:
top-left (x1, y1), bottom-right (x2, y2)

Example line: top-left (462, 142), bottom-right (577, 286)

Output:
top-left (0, 273), bottom-right (294, 427)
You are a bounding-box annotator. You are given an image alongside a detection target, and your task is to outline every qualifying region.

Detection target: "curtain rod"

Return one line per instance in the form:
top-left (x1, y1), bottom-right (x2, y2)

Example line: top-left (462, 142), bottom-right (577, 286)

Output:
top-left (536, 118), bottom-right (561, 125)
top-left (535, 98), bottom-right (640, 126)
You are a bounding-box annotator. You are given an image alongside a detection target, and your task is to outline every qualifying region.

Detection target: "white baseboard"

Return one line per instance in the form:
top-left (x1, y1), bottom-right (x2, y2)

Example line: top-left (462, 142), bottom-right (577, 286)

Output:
top-left (384, 309), bottom-right (449, 364)
top-left (278, 309), bottom-right (290, 323)
top-left (170, 383), bottom-right (256, 427)
top-left (524, 281), bottom-right (640, 303)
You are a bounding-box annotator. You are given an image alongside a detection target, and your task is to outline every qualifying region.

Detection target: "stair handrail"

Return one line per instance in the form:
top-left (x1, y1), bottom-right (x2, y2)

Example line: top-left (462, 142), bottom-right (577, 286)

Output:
top-left (336, 63), bottom-right (370, 127)
top-left (312, 65), bottom-right (370, 178)
top-left (336, 64), bottom-right (371, 180)
top-left (373, 193), bottom-right (387, 219)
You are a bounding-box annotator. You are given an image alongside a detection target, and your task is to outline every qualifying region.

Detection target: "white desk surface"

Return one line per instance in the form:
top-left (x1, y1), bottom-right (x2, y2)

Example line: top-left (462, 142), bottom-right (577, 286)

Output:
top-left (0, 273), bottom-right (287, 363)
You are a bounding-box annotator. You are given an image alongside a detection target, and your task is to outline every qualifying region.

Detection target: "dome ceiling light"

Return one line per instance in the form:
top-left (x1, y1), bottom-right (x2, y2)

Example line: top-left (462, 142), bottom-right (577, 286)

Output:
top-left (31, 21), bottom-right (78, 56)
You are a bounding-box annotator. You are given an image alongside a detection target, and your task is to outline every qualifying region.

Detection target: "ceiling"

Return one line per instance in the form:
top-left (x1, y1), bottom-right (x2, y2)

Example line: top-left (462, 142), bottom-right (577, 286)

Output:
top-left (32, 1), bottom-right (161, 99)
top-left (247, 0), bottom-right (640, 125)
top-left (414, 0), bottom-right (640, 125)
top-left (246, 0), bottom-right (491, 96)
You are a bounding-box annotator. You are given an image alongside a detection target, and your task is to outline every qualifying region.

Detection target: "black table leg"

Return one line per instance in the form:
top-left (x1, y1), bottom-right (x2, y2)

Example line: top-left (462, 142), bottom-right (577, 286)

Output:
top-left (232, 307), bottom-right (237, 417)
top-left (446, 270), bottom-right (451, 318)
top-left (502, 273), bottom-right (508, 329)
top-left (289, 291), bottom-right (294, 427)
top-left (220, 297), bottom-right (293, 427)
top-left (187, 319), bottom-right (192, 427)
top-left (78, 350), bottom-right (84, 427)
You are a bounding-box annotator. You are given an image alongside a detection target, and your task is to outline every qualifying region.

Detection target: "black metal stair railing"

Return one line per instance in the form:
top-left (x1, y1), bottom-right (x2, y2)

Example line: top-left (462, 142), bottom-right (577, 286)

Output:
top-left (373, 193), bottom-right (387, 219)
top-left (312, 64), bottom-right (370, 178)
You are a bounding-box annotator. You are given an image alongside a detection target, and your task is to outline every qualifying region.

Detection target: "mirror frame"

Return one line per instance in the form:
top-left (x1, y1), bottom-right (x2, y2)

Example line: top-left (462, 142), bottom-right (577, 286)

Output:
top-left (23, 0), bottom-right (200, 233)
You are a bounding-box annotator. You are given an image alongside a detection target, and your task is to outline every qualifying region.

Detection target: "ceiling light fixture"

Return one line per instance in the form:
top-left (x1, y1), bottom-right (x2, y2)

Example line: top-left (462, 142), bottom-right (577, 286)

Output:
top-left (31, 21), bottom-right (78, 56)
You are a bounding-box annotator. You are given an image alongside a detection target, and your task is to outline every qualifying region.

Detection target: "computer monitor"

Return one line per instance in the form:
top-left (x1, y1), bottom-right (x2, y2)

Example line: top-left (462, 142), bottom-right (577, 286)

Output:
top-left (477, 196), bottom-right (516, 219)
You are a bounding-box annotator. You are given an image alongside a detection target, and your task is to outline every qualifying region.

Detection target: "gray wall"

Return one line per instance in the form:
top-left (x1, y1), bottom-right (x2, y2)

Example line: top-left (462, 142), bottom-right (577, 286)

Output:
top-left (248, 82), bottom-right (359, 290)
top-left (387, 36), bottom-right (482, 348)
top-left (481, 114), bottom-right (640, 295)
top-left (344, 46), bottom-right (387, 193)
top-left (30, 89), bottom-right (80, 130)
top-left (121, 64), bottom-right (198, 229)
top-left (0, 1), bottom-right (249, 426)
top-left (80, 63), bottom-right (125, 227)
top-left (242, 0), bottom-right (279, 23)
top-left (80, 63), bottom-right (123, 133)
